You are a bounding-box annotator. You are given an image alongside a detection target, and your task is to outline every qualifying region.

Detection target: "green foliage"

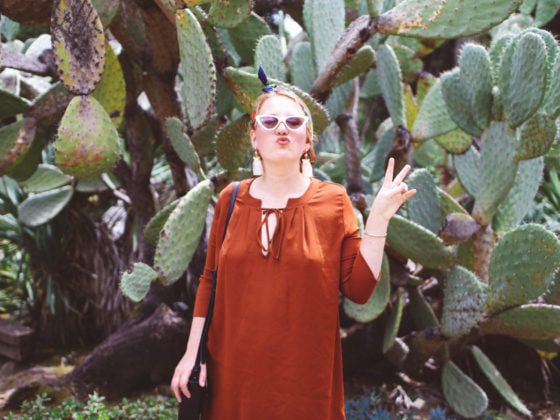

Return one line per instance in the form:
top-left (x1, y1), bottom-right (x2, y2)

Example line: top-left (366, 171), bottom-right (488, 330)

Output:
top-left (120, 262), bottom-right (158, 302)
top-left (377, 44), bottom-right (406, 128)
top-left (54, 95), bottom-right (120, 178)
top-left (18, 185), bottom-right (73, 227)
top-left (442, 361), bottom-right (489, 418)
top-left (177, 8), bottom-right (216, 131)
top-left (3, 392), bottom-right (177, 420)
top-left (51, 0), bottom-right (106, 95)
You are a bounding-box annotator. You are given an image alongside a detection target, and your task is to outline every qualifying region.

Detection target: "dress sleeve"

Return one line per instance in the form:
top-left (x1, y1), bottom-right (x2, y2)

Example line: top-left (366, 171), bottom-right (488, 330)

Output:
top-left (192, 183), bottom-right (233, 317)
top-left (339, 191), bottom-right (379, 304)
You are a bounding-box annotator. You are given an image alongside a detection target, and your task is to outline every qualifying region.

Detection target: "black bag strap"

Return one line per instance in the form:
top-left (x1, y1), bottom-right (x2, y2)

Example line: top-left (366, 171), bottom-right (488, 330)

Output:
top-left (198, 181), bottom-right (239, 365)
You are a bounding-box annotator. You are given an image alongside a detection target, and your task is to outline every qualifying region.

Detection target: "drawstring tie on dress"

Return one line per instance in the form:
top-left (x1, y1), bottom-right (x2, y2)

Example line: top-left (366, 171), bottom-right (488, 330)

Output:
top-left (257, 209), bottom-right (285, 259)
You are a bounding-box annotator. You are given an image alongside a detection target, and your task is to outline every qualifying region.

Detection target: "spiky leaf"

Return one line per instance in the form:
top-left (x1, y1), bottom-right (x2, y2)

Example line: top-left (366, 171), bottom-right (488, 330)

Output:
top-left (290, 42), bottom-right (316, 92)
top-left (516, 112), bottom-right (556, 161)
top-left (334, 46), bottom-right (376, 88)
top-left (543, 51), bottom-right (560, 119)
top-left (154, 179), bottom-right (214, 285)
top-left (51, 0), bottom-right (106, 95)
top-left (439, 188), bottom-right (469, 216)
top-left (453, 146), bottom-right (480, 197)
top-left (54, 95), bottom-right (120, 178)
top-left (378, 0), bottom-right (521, 39)
top-left (120, 262), bottom-right (158, 303)
top-left (434, 128), bottom-right (472, 155)
top-left (18, 185), bottom-right (74, 227)
top-left (254, 35), bottom-right (286, 81)
top-left (472, 122), bottom-right (518, 225)
top-left (411, 79), bottom-right (456, 142)
top-left (377, 44), bottom-right (406, 128)
top-left (383, 287), bottom-right (404, 353)
top-left (471, 345), bottom-right (531, 417)
top-left (387, 215), bottom-right (455, 270)
top-left (442, 361), bottom-right (488, 418)
top-left (499, 32), bottom-right (547, 128)
top-left (177, 8), bottom-right (216, 130)
top-left (544, 271), bottom-right (560, 305)
top-left (408, 286), bottom-right (439, 329)
top-left (166, 117), bottom-right (202, 175)
top-left (216, 115), bottom-right (252, 172)
top-left (442, 266), bottom-right (487, 337)
top-left (344, 253), bottom-right (390, 323)
top-left (227, 12), bottom-right (271, 65)
top-left (494, 157), bottom-right (543, 232)
top-left (406, 168), bottom-right (442, 234)
top-left (91, 41), bottom-right (125, 128)
top-left (144, 199), bottom-right (180, 246)
top-left (0, 118), bottom-right (36, 176)
top-left (480, 304), bottom-right (560, 339)
top-left (207, 0), bottom-right (252, 28)
top-left (441, 69), bottom-right (482, 137)
top-left (485, 224), bottom-right (560, 314)
top-left (303, 0), bottom-right (345, 72)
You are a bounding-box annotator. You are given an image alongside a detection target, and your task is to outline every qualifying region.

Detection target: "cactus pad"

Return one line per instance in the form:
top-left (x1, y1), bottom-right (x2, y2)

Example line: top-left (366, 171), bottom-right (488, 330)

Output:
top-left (120, 262), bottom-right (158, 303)
top-left (408, 286), bottom-right (439, 329)
top-left (439, 212), bottom-right (480, 245)
top-left (470, 345), bottom-right (531, 417)
top-left (207, 0), bottom-right (252, 29)
top-left (303, 0), bottom-right (345, 72)
top-left (516, 112), bottom-right (557, 161)
top-left (344, 253), bottom-right (390, 323)
top-left (54, 95), bottom-right (120, 178)
top-left (18, 185), bottom-right (74, 227)
top-left (177, 8), bottom-right (216, 130)
top-left (144, 199), bottom-right (180, 246)
top-left (289, 42), bottom-right (316, 92)
top-left (91, 41), bottom-right (125, 129)
top-left (485, 224), bottom-right (560, 314)
top-left (51, 0), bottom-right (106, 95)
top-left (254, 35), bottom-right (286, 82)
top-left (154, 179), bottom-right (214, 285)
top-left (453, 146), bottom-right (480, 198)
top-left (382, 287), bottom-right (404, 354)
top-left (480, 303), bottom-right (560, 339)
top-left (0, 118), bottom-right (36, 177)
top-left (333, 46), bottom-right (376, 89)
top-left (442, 361), bottom-right (488, 418)
top-left (405, 170), bottom-right (441, 235)
top-left (493, 157), bottom-right (543, 232)
top-left (227, 12), bottom-right (272, 65)
top-left (377, 44), bottom-right (406, 128)
top-left (216, 114), bottom-right (252, 173)
top-left (387, 215), bottom-right (455, 270)
top-left (441, 266), bottom-right (487, 337)
top-left (498, 31), bottom-right (547, 128)
top-left (472, 122), bottom-right (518, 225)
top-left (411, 79), bottom-right (456, 142)
top-left (377, 0), bottom-right (521, 39)
top-left (166, 117), bottom-right (202, 176)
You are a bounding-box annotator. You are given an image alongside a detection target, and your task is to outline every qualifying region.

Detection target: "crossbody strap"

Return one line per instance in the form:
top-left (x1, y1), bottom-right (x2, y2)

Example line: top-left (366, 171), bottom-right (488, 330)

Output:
top-left (198, 181), bottom-right (239, 365)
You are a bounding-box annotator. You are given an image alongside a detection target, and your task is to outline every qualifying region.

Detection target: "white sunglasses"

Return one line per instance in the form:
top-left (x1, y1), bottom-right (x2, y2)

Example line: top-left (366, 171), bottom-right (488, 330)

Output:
top-left (255, 115), bottom-right (308, 131)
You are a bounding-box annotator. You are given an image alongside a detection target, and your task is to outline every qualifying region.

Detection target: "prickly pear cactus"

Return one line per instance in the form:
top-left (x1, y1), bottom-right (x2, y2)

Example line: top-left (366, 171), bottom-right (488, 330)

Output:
top-left (54, 95), bottom-right (120, 178)
top-left (121, 262), bottom-right (158, 303)
top-left (153, 179), bottom-right (214, 285)
top-left (51, 0), bottom-right (106, 95)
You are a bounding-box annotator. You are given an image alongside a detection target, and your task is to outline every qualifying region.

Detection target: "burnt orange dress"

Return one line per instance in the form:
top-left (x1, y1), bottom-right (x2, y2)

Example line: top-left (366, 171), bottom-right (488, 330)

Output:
top-left (193, 178), bottom-right (378, 419)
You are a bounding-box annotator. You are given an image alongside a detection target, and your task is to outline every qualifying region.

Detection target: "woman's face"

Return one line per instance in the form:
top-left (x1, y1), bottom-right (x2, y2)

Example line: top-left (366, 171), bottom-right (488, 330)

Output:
top-left (251, 95), bottom-right (310, 168)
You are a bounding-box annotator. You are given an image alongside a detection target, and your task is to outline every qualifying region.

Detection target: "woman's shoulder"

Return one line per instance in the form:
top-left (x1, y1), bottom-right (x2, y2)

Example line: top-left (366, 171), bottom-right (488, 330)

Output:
top-left (313, 179), bottom-right (348, 198)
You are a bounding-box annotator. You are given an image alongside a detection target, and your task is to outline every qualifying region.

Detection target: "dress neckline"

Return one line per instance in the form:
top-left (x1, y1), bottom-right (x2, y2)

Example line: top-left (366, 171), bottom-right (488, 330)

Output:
top-left (243, 177), bottom-right (316, 209)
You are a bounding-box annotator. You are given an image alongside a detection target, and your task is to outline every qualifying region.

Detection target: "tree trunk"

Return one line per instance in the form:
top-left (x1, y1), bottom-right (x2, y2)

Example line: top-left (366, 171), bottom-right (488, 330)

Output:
top-left (64, 304), bottom-right (189, 400)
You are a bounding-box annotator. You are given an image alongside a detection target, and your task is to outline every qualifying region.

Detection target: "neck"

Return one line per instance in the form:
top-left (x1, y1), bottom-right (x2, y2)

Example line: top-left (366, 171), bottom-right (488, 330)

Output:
top-left (261, 164), bottom-right (307, 190)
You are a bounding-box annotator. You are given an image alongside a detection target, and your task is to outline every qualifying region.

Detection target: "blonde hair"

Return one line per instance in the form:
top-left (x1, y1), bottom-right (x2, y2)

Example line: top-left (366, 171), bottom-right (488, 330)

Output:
top-left (251, 88), bottom-right (316, 164)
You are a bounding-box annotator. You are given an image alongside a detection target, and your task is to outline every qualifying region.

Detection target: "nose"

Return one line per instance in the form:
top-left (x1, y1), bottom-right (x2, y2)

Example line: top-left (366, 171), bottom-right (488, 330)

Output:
top-left (275, 120), bottom-right (288, 132)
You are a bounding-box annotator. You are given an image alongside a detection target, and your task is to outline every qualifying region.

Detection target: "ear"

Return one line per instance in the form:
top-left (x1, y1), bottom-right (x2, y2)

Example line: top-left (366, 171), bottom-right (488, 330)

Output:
top-left (250, 128), bottom-right (257, 148)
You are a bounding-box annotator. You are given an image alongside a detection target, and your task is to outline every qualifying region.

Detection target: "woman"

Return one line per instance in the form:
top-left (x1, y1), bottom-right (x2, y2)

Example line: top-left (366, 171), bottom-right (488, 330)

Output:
top-left (171, 85), bottom-right (416, 419)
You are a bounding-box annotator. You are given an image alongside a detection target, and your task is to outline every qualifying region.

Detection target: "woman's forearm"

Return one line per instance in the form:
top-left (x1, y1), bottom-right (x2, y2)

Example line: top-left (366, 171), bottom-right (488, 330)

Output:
top-left (359, 214), bottom-right (389, 279)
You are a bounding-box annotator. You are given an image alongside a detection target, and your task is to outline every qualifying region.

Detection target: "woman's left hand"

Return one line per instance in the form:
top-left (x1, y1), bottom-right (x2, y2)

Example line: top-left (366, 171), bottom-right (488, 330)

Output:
top-left (369, 158), bottom-right (416, 223)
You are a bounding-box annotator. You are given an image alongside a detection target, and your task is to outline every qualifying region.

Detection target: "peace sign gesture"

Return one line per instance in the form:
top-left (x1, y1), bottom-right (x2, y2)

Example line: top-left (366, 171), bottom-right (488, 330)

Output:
top-left (369, 158), bottom-right (417, 223)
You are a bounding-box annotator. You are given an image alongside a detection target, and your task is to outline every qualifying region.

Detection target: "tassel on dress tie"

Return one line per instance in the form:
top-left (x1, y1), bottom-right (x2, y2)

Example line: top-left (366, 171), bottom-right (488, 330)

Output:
top-left (257, 209), bottom-right (285, 260)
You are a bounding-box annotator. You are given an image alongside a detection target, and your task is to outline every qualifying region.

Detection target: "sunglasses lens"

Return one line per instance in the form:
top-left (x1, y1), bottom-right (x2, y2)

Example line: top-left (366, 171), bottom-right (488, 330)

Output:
top-left (286, 117), bottom-right (306, 129)
top-left (259, 116), bottom-right (279, 129)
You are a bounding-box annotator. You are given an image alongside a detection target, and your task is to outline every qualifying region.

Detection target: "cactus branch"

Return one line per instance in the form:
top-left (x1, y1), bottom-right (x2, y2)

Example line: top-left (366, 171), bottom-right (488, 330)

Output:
top-left (310, 15), bottom-right (375, 103)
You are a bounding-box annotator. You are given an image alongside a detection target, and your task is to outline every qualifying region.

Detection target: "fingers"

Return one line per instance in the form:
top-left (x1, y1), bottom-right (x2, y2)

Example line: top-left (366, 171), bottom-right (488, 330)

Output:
top-left (383, 158), bottom-right (395, 186)
top-left (171, 367), bottom-right (192, 402)
top-left (393, 164), bottom-right (412, 184)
